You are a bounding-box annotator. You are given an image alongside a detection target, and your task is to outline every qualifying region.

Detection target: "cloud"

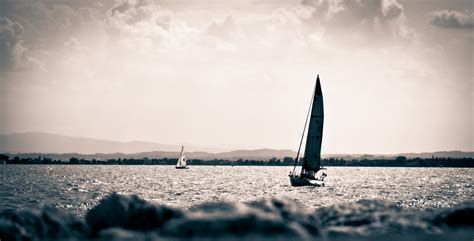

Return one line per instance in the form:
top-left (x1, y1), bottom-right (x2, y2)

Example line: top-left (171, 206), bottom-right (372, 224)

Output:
top-left (429, 10), bottom-right (474, 29)
top-left (0, 0), bottom-right (472, 153)
top-left (207, 16), bottom-right (239, 40)
top-left (0, 17), bottom-right (38, 72)
top-left (107, 0), bottom-right (174, 30)
top-left (301, 0), bottom-right (414, 46)
top-left (0, 0), bottom-right (101, 73)
top-left (204, 15), bottom-right (250, 51)
top-left (104, 0), bottom-right (198, 52)
top-left (305, 0), bottom-right (405, 21)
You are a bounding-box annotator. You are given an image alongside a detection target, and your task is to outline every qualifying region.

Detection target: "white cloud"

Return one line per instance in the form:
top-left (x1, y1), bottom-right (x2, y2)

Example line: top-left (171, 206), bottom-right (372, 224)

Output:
top-left (207, 16), bottom-right (240, 41)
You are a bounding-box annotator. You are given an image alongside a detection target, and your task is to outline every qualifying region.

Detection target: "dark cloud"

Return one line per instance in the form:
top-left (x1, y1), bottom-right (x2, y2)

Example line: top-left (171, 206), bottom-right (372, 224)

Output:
top-left (429, 10), bottom-right (474, 29)
top-left (110, 1), bottom-right (133, 15)
top-left (382, 0), bottom-right (404, 20)
top-left (107, 0), bottom-right (171, 30)
top-left (0, 0), bottom-right (107, 42)
top-left (0, 0), bottom-right (105, 73)
top-left (0, 0), bottom-right (51, 38)
top-left (300, 0), bottom-right (413, 46)
top-left (303, 0), bottom-right (405, 22)
top-left (0, 17), bottom-right (30, 72)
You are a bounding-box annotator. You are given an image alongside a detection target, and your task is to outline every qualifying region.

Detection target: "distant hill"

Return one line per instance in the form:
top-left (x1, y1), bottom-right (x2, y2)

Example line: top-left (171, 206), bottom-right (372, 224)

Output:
top-left (396, 151), bottom-right (474, 159)
top-left (4, 149), bottom-right (298, 161)
top-left (212, 149), bottom-right (296, 160)
top-left (0, 132), bottom-right (296, 160)
top-left (0, 132), bottom-right (224, 154)
top-left (1, 132), bottom-right (472, 161)
top-left (322, 151), bottom-right (474, 160)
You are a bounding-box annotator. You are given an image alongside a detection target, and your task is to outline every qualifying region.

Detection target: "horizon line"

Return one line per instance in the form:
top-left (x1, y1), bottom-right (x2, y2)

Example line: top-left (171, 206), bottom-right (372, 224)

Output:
top-left (1, 131), bottom-right (472, 155)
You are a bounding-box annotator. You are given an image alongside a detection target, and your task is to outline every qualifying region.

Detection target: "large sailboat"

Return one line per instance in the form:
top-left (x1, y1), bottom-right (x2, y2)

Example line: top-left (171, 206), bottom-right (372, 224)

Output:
top-left (175, 146), bottom-right (188, 169)
top-left (289, 75), bottom-right (327, 187)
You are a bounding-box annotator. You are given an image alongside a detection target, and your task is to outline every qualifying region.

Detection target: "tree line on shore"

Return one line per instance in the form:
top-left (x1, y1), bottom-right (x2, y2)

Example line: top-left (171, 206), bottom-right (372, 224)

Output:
top-left (0, 154), bottom-right (472, 167)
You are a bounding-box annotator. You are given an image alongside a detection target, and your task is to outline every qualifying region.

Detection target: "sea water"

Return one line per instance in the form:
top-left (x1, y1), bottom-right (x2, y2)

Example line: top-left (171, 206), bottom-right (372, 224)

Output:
top-left (1, 165), bottom-right (472, 215)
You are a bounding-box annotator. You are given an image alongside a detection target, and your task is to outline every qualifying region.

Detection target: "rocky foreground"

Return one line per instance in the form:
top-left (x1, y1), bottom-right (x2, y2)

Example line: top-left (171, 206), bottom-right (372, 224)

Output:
top-left (1, 193), bottom-right (473, 241)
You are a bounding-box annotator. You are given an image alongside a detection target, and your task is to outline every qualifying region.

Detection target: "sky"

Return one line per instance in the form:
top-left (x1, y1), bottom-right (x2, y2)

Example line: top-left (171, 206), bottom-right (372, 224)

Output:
top-left (0, 0), bottom-right (472, 154)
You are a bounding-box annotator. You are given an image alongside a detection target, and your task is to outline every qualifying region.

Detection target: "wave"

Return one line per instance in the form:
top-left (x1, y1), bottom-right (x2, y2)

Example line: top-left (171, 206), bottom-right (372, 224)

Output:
top-left (1, 193), bottom-right (473, 240)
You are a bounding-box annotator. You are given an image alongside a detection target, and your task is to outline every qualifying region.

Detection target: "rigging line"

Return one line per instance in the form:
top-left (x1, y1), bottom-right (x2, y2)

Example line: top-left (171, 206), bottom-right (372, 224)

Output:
top-left (292, 79), bottom-right (317, 175)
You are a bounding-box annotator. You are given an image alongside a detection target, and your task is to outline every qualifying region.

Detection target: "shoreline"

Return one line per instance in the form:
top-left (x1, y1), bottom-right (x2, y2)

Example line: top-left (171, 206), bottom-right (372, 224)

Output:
top-left (2, 163), bottom-right (474, 168)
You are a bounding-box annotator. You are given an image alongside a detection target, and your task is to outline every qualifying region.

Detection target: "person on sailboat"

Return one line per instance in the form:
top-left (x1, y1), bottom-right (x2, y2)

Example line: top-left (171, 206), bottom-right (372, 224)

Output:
top-left (302, 169), bottom-right (316, 180)
top-left (320, 173), bottom-right (327, 181)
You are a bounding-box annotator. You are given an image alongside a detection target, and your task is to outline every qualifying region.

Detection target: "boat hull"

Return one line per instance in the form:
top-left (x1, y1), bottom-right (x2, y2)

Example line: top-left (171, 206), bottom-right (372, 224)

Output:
top-left (289, 176), bottom-right (324, 187)
top-left (175, 166), bottom-right (188, 169)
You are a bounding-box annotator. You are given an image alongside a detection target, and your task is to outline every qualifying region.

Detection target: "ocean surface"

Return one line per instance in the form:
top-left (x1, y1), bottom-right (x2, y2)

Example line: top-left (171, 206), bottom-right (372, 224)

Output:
top-left (1, 165), bottom-right (472, 215)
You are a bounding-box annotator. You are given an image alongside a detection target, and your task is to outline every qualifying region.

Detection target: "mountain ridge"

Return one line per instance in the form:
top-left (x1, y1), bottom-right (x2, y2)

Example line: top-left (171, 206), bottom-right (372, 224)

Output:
top-left (1, 132), bottom-right (472, 160)
top-left (0, 132), bottom-right (227, 154)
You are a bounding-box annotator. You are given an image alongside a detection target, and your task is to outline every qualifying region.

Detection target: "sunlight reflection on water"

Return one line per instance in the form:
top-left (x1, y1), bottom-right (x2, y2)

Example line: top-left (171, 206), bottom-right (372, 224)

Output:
top-left (1, 165), bottom-right (472, 215)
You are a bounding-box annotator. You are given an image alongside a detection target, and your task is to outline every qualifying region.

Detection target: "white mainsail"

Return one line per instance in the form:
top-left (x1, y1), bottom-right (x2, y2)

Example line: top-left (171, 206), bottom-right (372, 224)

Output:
top-left (176, 146), bottom-right (187, 168)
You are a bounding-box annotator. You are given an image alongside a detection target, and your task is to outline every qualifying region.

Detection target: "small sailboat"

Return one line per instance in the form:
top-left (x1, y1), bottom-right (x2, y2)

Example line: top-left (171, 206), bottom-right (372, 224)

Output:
top-left (289, 75), bottom-right (327, 187)
top-left (175, 146), bottom-right (188, 169)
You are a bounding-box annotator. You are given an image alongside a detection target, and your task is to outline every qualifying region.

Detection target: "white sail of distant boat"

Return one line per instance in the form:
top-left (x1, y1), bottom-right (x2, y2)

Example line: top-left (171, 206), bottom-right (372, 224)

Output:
top-left (175, 146), bottom-right (188, 169)
top-left (289, 75), bottom-right (327, 187)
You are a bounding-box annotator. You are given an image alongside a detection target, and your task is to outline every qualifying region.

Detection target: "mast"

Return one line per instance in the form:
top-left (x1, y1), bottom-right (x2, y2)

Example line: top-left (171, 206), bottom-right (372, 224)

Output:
top-left (301, 75), bottom-right (324, 174)
top-left (292, 83), bottom-right (316, 174)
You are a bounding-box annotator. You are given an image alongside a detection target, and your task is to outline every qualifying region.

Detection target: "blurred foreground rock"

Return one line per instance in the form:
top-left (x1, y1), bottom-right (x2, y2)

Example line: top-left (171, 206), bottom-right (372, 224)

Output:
top-left (1, 193), bottom-right (473, 241)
